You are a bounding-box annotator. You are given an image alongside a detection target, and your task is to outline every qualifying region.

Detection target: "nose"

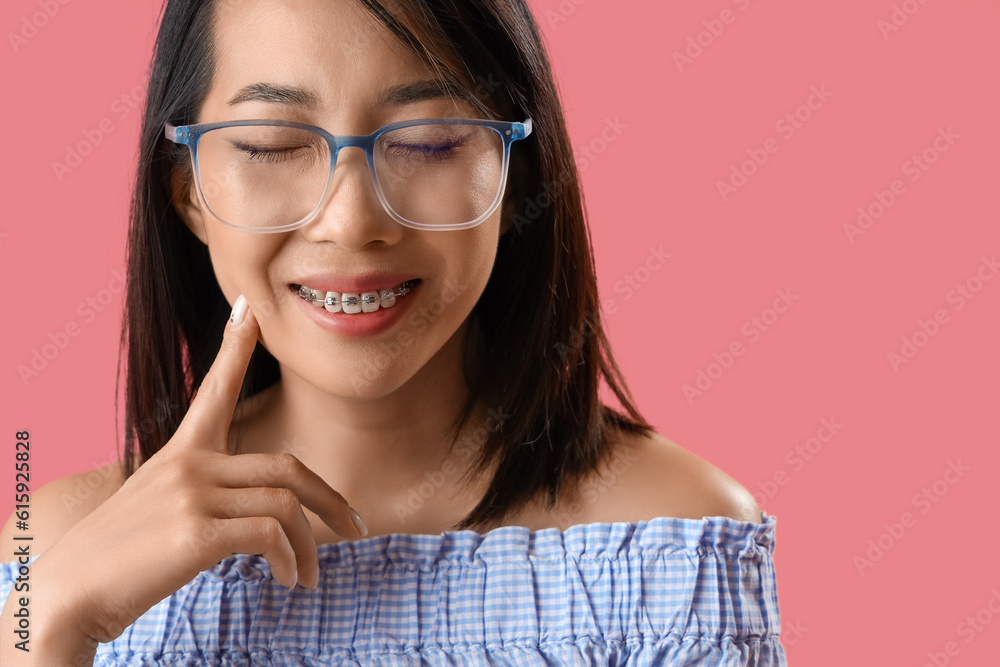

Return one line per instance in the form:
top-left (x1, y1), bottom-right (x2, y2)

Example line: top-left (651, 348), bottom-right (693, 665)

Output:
top-left (298, 145), bottom-right (404, 249)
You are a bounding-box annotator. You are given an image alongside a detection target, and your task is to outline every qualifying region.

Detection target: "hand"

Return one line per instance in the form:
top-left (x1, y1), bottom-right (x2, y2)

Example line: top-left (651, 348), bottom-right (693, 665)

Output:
top-left (39, 294), bottom-right (365, 645)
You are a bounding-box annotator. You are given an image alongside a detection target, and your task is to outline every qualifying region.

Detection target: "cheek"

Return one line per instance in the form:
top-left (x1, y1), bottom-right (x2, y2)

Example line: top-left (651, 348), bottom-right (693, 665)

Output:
top-left (204, 235), bottom-right (283, 320)
top-left (442, 227), bottom-right (498, 307)
top-left (206, 245), bottom-right (240, 304)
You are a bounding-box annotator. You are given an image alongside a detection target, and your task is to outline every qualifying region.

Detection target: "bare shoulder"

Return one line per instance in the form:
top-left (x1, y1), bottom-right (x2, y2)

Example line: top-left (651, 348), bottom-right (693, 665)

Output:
top-left (631, 431), bottom-right (763, 523)
top-left (538, 430), bottom-right (762, 529)
top-left (0, 461), bottom-right (126, 563)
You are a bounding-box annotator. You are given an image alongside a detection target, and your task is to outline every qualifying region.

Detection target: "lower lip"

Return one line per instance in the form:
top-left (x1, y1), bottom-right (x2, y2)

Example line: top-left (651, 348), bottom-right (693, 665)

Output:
top-left (290, 281), bottom-right (421, 338)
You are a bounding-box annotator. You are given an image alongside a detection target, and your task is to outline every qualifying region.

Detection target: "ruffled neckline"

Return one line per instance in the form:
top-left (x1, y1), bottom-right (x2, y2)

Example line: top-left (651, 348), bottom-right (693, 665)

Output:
top-left (3, 511), bottom-right (777, 576)
top-left (206, 510), bottom-right (777, 582)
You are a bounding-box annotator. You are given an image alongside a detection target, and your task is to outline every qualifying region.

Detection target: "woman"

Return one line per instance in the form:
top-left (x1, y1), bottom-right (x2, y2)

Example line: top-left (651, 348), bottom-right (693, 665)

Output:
top-left (0, 0), bottom-right (787, 664)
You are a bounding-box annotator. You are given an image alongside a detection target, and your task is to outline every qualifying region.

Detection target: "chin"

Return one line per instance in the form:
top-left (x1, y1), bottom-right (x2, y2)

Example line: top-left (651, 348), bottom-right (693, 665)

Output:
top-left (300, 359), bottom-right (418, 401)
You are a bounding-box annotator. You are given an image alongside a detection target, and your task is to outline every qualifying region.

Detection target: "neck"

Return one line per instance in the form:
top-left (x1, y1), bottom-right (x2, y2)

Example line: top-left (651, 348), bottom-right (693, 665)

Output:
top-left (229, 317), bottom-right (494, 532)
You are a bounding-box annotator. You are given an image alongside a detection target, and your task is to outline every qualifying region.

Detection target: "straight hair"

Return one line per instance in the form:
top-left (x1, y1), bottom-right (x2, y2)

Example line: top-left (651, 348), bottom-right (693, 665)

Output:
top-left (117, 0), bottom-right (656, 532)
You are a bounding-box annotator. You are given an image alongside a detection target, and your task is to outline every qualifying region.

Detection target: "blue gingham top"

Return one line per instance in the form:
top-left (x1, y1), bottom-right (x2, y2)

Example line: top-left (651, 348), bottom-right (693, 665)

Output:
top-left (1, 511), bottom-right (786, 665)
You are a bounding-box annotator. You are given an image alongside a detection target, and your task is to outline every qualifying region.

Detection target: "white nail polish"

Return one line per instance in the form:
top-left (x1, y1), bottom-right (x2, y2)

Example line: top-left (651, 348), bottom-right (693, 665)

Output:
top-left (229, 294), bottom-right (248, 327)
top-left (349, 507), bottom-right (368, 538)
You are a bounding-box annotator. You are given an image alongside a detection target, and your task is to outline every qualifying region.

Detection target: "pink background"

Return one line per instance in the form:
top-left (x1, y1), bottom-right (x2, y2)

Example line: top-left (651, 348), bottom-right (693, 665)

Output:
top-left (2, 0), bottom-right (999, 664)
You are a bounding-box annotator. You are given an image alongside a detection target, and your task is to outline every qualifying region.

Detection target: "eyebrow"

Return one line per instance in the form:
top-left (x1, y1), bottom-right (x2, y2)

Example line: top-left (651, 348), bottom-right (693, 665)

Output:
top-left (226, 79), bottom-right (469, 109)
top-left (227, 82), bottom-right (320, 108)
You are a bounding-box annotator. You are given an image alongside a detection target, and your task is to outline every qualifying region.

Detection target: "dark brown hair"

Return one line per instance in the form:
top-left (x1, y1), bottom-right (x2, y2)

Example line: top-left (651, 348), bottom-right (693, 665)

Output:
top-left (117, 0), bottom-right (655, 531)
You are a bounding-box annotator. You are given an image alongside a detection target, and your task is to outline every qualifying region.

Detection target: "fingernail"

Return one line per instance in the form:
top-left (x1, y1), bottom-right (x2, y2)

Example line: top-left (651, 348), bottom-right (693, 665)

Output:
top-left (229, 294), bottom-right (249, 327)
top-left (349, 507), bottom-right (368, 538)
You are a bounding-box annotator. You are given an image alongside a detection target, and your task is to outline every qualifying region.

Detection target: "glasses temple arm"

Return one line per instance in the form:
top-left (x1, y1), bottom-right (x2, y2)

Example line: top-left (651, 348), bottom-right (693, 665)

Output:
top-left (164, 123), bottom-right (181, 143)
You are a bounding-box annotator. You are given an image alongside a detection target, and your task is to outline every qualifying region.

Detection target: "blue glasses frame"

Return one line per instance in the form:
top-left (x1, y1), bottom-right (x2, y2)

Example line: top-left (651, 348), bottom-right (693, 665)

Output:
top-left (164, 117), bottom-right (533, 233)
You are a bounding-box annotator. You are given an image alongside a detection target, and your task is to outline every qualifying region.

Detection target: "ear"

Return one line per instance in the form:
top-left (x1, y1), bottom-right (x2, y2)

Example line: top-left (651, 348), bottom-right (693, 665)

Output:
top-left (170, 166), bottom-right (209, 245)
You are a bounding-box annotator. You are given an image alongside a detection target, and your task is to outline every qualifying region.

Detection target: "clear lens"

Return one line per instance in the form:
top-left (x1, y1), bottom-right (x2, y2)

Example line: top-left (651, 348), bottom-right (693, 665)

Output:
top-left (196, 125), bottom-right (330, 229)
top-left (374, 123), bottom-right (504, 227)
top-left (194, 122), bottom-right (506, 229)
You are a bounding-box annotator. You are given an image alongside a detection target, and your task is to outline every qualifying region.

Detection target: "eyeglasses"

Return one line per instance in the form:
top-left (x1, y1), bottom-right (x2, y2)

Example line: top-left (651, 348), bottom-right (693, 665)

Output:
top-left (164, 117), bottom-right (532, 233)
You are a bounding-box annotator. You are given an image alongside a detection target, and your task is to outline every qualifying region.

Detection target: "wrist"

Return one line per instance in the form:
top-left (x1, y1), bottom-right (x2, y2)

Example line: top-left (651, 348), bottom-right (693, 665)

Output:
top-left (21, 554), bottom-right (100, 665)
top-left (1, 591), bottom-right (97, 667)
top-left (32, 622), bottom-right (99, 666)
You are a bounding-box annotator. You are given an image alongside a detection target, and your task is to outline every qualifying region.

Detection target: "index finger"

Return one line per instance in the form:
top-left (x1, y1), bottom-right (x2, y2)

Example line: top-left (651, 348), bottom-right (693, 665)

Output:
top-left (178, 293), bottom-right (259, 446)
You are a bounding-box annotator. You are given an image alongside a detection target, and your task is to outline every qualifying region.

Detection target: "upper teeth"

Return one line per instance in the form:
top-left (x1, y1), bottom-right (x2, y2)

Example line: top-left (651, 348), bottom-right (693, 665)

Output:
top-left (295, 280), bottom-right (414, 314)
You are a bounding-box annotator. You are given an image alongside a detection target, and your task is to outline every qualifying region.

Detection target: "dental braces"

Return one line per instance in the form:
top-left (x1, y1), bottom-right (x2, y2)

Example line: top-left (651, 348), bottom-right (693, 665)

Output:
top-left (295, 280), bottom-right (416, 307)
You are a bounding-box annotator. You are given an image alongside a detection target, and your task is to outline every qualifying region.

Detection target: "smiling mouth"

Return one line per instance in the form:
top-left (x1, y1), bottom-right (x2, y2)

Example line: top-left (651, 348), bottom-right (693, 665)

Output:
top-left (290, 279), bottom-right (421, 314)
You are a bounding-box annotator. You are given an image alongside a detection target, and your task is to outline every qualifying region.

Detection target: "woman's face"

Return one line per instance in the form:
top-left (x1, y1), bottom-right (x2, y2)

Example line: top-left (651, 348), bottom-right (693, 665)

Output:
top-left (173, 0), bottom-right (510, 398)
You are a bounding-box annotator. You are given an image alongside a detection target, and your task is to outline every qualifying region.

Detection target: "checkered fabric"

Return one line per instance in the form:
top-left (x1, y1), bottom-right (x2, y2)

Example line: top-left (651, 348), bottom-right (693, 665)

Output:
top-left (2, 511), bottom-right (787, 665)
